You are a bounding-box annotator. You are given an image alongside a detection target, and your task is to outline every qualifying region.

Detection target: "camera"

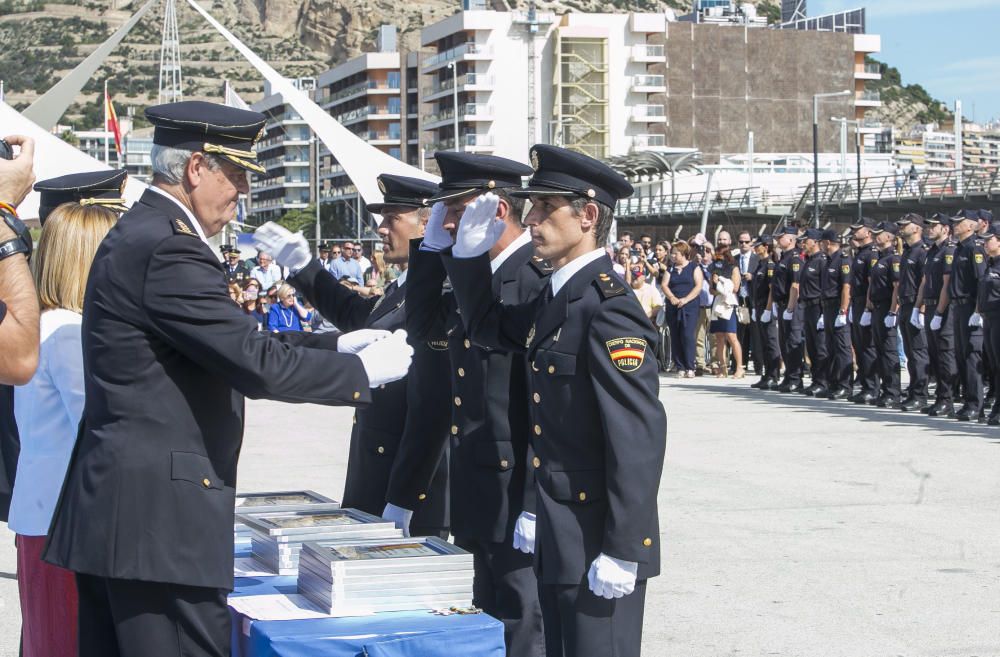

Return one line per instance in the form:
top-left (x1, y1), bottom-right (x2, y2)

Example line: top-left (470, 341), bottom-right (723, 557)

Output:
top-left (0, 139), bottom-right (12, 161)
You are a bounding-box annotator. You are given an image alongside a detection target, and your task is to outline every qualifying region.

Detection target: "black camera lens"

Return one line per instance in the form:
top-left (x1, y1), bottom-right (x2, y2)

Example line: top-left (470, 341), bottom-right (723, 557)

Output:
top-left (0, 139), bottom-right (12, 161)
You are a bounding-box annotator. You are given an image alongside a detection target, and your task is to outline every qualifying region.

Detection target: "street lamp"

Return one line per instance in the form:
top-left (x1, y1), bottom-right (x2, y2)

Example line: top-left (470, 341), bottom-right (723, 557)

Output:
top-left (831, 117), bottom-right (863, 226)
top-left (312, 134), bottom-right (322, 254)
top-left (812, 90), bottom-right (852, 227)
top-left (447, 62), bottom-right (459, 152)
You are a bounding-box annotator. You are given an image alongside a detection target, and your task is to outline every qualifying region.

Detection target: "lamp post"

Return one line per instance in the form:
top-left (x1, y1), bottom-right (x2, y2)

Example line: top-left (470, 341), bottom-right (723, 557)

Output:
top-left (447, 62), bottom-right (459, 152)
top-left (812, 90), bottom-right (852, 227)
top-left (831, 117), bottom-right (863, 226)
top-left (313, 134), bottom-right (321, 254)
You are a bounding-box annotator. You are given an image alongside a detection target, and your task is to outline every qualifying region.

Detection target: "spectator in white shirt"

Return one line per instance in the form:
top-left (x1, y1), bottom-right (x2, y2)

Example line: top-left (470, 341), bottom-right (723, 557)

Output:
top-left (251, 251), bottom-right (284, 290)
top-left (629, 266), bottom-right (662, 322)
top-left (11, 202), bottom-right (117, 657)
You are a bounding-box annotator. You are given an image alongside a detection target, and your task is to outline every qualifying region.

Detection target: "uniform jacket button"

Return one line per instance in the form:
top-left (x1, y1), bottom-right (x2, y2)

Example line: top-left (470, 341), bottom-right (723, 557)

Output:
top-left (534, 424), bottom-right (542, 435)
top-left (202, 478), bottom-right (211, 488)
top-left (353, 391), bottom-right (361, 400)
top-left (451, 425), bottom-right (459, 435)
top-left (643, 537), bottom-right (653, 547)
top-left (454, 396), bottom-right (462, 406)
top-left (548, 365), bottom-right (556, 374)
top-left (532, 456), bottom-right (541, 468)
top-left (457, 367), bottom-right (465, 377)
top-left (500, 459), bottom-right (509, 469)
top-left (464, 339), bottom-right (471, 349)
top-left (533, 392), bottom-right (540, 403)
top-left (578, 491), bottom-right (586, 502)
top-left (377, 446), bottom-right (385, 454)
top-left (418, 493), bottom-right (427, 501)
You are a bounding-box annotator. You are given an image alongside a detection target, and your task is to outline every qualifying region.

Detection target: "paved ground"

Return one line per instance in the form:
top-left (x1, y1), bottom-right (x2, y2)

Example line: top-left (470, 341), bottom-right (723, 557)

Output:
top-left (0, 375), bottom-right (997, 656)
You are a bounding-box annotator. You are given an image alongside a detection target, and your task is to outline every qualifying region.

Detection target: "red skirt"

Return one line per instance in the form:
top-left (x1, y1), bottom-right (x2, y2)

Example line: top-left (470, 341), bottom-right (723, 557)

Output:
top-left (16, 534), bottom-right (78, 657)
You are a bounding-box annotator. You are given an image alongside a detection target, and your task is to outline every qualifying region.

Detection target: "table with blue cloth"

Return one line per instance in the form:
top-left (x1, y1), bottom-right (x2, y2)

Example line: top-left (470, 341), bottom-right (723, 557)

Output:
top-left (228, 551), bottom-right (505, 657)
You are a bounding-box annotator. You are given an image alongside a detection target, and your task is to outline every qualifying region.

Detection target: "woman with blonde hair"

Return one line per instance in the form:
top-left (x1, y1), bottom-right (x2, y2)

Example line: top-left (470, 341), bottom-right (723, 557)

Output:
top-left (11, 202), bottom-right (117, 657)
top-left (267, 283), bottom-right (312, 332)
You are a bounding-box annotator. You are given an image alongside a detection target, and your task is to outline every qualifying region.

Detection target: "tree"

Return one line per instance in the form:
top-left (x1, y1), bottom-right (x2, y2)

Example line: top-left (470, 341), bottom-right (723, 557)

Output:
top-left (60, 130), bottom-right (79, 147)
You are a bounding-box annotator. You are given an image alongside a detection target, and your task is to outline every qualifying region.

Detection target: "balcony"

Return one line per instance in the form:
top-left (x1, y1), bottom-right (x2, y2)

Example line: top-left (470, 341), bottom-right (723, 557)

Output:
top-left (421, 73), bottom-right (495, 100)
top-left (856, 89), bottom-right (882, 107)
top-left (334, 105), bottom-right (402, 126)
top-left (631, 104), bottom-right (666, 123)
top-left (632, 74), bottom-right (666, 93)
top-left (427, 133), bottom-right (495, 153)
top-left (422, 103), bottom-right (494, 128)
top-left (633, 134), bottom-right (666, 150)
top-left (249, 175), bottom-right (311, 192)
top-left (631, 44), bottom-right (666, 63)
top-left (318, 79), bottom-right (401, 109)
top-left (422, 42), bottom-right (493, 72)
top-left (264, 111), bottom-right (307, 130)
top-left (855, 61), bottom-right (882, 80)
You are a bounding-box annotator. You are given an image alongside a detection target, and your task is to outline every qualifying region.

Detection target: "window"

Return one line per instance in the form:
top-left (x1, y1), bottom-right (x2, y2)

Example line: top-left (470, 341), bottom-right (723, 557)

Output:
top-left (388, 123), bottom-right (401, 139)
top-left (388, 97), bottom-right (401, 114)
top-left (387, 71), bottom-right (401, 89)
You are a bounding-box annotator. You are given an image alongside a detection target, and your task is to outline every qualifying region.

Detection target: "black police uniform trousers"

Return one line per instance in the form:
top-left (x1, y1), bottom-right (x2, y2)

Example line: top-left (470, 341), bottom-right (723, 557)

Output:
top-left (802, 300), bottom-right (828, 388)
top-left (778, 304), bottom-right (804, 385)
top-left (984, 313), bottom-right (1000, 417)
top-left (850, 298), bottom-right (880, 395)
top-left (898, 302), bottom-right (930, 400)
top-left (951, 298), bottom-right (984, 413)
top-left (925, 307), bottom-right (957, 404)
top-left (539, 580), bottom-right (647, 657)
top-left (76, 573), bottom-right (229, 657)
top-left (753, 310), bottom-right (781, 382)
top-left (822, 299), bottom-right (853, 392)
top-left (870, 300), bottom-right (901, 402)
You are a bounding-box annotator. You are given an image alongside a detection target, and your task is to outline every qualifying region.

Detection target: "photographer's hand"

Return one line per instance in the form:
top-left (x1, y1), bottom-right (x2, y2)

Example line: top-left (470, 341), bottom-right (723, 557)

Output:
top-left (0, 136), bottom-right (35, 208)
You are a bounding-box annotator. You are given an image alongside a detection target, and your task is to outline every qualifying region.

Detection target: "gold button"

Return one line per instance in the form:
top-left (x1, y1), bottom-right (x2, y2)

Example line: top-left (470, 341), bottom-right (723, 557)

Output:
top-left (454, 396), bottom-right (462, 407)
top-left (457, 367), bottom-right (465, 377)
top-left (547, 365), bottom-right (555, 374)
top-left (202, 478), bottom-right (211, 488)
top-left (500, 459), bottom-right (509, 468)
top-left (533, 392), bottom-right (540, 403)
top-left (353, 391), bottom-right (361, 400)
top-left (451, 425), bottom-right (459, 435)
top-left (643, 537), bottom-right (653, 547)
top-left (532, 456), bottom-right (540, 468)
top-left (534, 424), bottom-right (541, 436)
top-left (464, 339), bottom-right (471, 349)
top-left (578, 492), bottom-right (587, 502)
top-left (377, 446), bottom-right (385, 454)
top-left (418, 493), bottom-right (427, 501)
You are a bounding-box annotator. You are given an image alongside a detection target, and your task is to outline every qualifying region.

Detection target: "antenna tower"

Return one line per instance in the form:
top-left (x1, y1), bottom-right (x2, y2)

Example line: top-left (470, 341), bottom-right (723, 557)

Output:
top-left (158, 0), bottom-right (183, 104)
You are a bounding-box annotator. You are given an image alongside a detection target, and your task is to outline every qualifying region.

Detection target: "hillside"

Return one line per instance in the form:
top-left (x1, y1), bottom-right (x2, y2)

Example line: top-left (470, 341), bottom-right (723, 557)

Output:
top-left (864, 57), bottom-right (952, 130)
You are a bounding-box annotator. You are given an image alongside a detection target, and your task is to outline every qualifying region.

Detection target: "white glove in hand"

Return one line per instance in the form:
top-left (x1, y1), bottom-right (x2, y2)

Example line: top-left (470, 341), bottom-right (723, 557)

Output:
top-left (750, 308), bottom-right (757, 322)
top-left (884, 313), bottom-right (897, 328)
top-left (760, 309), bottom-right (772, 323)
top-left (357, 329), bottom-right (413, 388)
top-left (381, 503), bottom-right (413, 538)
top-left (817, 315), bottom-right (825, 331)
top-left (338, 329), bottom-right (392, 354)
top-left (253, 222), bottom-right (312, 273)
top-left (860, 310), bottom-right (872, 327)
top-left (512, 511), bottom-right (536, 554)
top-left (969, 312), bottom-right (984, 328)
top-left (420, 202), bottom-right (453, 252)
top-left (782, 308), bottom-right (794, 321)
top-left (587, 553), bottom-right (638, 600)
top-left (834, 313), bottom-right (848, 328)
top-left (910, 308), bottom-right (924, 329)
top-left (929, 314), bottom-right (943, 331)
top-left (452, 193), bottom-right (503, 258)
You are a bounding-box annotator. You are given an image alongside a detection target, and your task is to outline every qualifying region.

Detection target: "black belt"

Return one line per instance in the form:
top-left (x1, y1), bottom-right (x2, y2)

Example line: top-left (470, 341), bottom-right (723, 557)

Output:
top-left (822, 297), bottom-right (840, 304)
top-left (898, 296), bottom-right (916, 305)
top-left (802, 298), bottom-right (822, 308)
top-left (952, 297), bottom-right (973, 305)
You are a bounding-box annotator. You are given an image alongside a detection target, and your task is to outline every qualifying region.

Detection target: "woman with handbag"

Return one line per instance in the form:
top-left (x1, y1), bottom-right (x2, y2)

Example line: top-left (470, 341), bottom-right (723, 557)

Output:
top-left (708, 247), bottom-right (745, 378)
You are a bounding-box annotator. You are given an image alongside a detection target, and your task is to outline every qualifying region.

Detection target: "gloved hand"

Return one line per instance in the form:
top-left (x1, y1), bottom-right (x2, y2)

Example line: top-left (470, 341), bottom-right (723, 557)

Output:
top-left (760, 309), bottom-right (772, 323)
top-left (884, 313), bottom-right (897, 328)
top-left (834, 312), bottom-right (848, 328)
top-left (452, 193), bottom-right (503, 258)
top-left (910, 308), bottom-right (924, 329)
top-left (969, 312), bottom-right (984, 328)
top-left (587, 553), bottom-right (638, 599)
top-left (512, 511), bottom-right (536, 554)
top-left (357, 329), bottom-right (413, 387)
top-left (419, 202), bottom-right (453, 252)
top-left (860, 310), bottom-right (872, 327)
top-left (782, 308), bottom-right (793, 321)
top-left (338, 329), bottom-right (392, 354)
top-left (817, 315), bottom-right (825, 331)
top-left (929, 314), bottom-right (943, 331)
top-left (750, 308), bottom-right (757, 322)
top-left (771, 302), bottom-right (779, 317)
top-left (381, 503), bottom-right (413, 538)
top-left (252, 222), bottom-right (311, 273)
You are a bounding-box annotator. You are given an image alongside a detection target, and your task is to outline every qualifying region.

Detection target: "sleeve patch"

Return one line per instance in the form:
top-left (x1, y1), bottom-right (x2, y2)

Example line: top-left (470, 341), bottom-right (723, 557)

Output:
top-left (841, 264), bottom-right (851, 274)
top-left (606, 337), bottom-right (647, 373)
top-left (945, 254), bottom-right (954, 264)
top-left (791, 263), bottom-right (800, 272)
top-left (870, 258), bottom-right (878, 267)
top-left (427, 340), bottom-right (449, 351)
top-left (892, 262), bottom-right (900, 273)
top-left (975, 253), bottom-right (985, 264)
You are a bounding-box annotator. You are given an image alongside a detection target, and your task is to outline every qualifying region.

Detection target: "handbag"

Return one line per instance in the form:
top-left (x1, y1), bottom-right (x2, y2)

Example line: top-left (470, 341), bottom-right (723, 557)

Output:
top-left (736, 306), bottom-right (751, 325)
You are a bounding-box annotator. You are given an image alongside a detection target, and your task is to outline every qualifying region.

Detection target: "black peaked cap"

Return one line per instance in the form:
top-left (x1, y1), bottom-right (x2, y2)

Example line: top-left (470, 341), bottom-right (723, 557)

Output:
top-left (33, 169), bottom-right (129, 225)
top-left (146, 101), bottom-right (267, 175)
top-left (367, 174), bottom-right (440, 214)
top-left (429, 152), bottom-right (533, 202)
top-left (512, 144), bottom-right (634, 209)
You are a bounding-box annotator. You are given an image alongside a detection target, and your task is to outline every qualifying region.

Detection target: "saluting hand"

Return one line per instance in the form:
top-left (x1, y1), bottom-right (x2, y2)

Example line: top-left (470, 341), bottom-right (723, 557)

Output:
top-left (420, 202), bottom-right (453, 252)
top-left (452, 193), bottom-right (503, 258)
top-left (252, 222), bottom-right (311, 273)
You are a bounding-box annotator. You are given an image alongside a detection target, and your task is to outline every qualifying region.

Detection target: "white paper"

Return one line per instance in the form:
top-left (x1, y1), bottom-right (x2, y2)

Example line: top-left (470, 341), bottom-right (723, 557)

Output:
top-left (233, 557), bottom-right (276, 578)
top-left (228, 593), bottom-right (338, 621)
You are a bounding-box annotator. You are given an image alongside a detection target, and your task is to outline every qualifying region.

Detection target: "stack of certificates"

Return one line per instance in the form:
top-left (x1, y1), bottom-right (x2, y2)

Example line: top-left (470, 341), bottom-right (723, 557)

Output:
top-left (238, 508), bottom-right (401, 575)
top-left (297, 536), bottom-right (475, 614)
top-left (234, 490), bottom-right (340, 541)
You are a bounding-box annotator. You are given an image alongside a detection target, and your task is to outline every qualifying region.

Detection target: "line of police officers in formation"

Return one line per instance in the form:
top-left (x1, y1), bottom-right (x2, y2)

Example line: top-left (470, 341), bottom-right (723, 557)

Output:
top-left (747, 208), bottom-right (1000, 423)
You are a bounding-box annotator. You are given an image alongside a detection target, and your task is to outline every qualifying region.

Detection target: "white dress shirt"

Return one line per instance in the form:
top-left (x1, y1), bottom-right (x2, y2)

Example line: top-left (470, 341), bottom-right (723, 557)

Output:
top-left (10, 309), bottom-right (86, 536)
top-left (490, 229), bottom-right (532, 274)
top-left (550, 248), bottom-right (607, 296)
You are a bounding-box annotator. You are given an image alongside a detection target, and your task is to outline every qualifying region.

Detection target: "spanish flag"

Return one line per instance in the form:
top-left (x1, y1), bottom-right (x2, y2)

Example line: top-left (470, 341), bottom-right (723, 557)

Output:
top-left (105, 85), bottom-right (123, 156)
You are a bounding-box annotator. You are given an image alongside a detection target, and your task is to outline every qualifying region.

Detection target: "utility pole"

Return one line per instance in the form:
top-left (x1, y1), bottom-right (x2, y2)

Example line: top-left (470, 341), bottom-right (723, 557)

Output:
top-left (812, 90), bottom-right (852, 227)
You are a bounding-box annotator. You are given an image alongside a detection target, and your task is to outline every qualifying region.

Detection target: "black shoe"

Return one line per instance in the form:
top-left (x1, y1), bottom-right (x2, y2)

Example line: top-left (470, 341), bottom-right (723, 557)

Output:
top-left (919, 403), bottom-right (936, 414)
top-left (900, 397), bottom-right (927, 412)
top-left (877, 397), bottom-right (900, 409)
top-left (778, 382), bottom-right (804, 393)
top-left (852, 392), bottom-right (876, 405)
top-left (750, 378), bottom-right (767, 389)
top-left (988, 413), bottom-right (1000, 426)
top-left (806, 385), bottom-right (829, 398)
top-left (978, 411), bottom-right (987, 424)
top-left (765, 379), bottom-right (781, 391)
top-left (955, 409), bottom-right (976, 421)
top-left (827, 388), bottom-right (851, 400)
top-left (927, 402), bottom-right (955, 418)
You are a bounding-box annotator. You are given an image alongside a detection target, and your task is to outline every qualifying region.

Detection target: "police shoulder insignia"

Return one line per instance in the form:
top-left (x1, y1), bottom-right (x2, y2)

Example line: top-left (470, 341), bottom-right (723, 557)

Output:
top-left (594, 274), bottom-right (627, 300)
top-left (892, 261), bottom-right (900, 273)
top-left (173, 218), bottom-right (196, 236)
top-left (767, 269), bottom-right (774, 278)
top-left (606, 337), bottom-right (647, 373)
top-left (529, 256), bottom-right (553, 276)
top-left (427, 339), bottom-right (449, 351)
top-left (791, 263), bottom-right (801, 272)
top-left (841, 264), bottom-right (851, 274)
top-left (945, 254), bottom-right (954, 265)
top-left (870, 258), bottom-right (878, 266)
top-left (975, 253), bottom-right (985, 264)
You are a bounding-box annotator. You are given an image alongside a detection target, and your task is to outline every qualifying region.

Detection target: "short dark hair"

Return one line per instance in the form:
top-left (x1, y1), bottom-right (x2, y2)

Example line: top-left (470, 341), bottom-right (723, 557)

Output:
top-left (619, 230), bottom-right (633, 240)
top-left (570, 197), bottom-right (615, 246)
top-left (640, 234), bottom-right (653, 242)
top-left (737, 230), bottom-right (752, 241)
top-left (495, 188), bottom-right (526, 223)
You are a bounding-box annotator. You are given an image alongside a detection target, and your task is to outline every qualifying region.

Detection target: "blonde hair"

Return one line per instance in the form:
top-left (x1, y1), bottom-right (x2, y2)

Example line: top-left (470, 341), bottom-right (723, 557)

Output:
top-left (276, 283), bottom-right (295, 300)
top-left (32, 203), bottom-right (117, 312)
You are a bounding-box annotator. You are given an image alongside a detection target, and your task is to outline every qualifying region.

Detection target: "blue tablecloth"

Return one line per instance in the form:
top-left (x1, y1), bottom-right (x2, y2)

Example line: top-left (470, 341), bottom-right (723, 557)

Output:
top-left (229, 575), bottom-right (505, 657)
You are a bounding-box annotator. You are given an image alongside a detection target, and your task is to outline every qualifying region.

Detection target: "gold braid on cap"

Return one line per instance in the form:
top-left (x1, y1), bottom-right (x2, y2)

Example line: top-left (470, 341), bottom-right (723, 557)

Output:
top-left (79, 197), bottom-right (128, 209)
top-left (203, 142), bottom-right (259, 161)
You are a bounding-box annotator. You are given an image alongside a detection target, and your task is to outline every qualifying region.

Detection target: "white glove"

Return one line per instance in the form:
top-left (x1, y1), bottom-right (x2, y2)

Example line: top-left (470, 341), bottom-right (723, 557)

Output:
top-left (419, 202), bottom-right (453, 252)
top-left (587, 553), bottom-right (638, 599)
top-left (252, 222), bottom-right (312, 273)
top-left (338, 328), bottom-right (392, 354)
top-left (750, 308), bottom-right (757, 322)
top-left (452, 193), bottom-right (503, 258)
top-left (969, 312), bottom-right (984, 328)
top-left (834, 312), bottom-right (848, 328)
top-left (884, 313), bottom-right (897, 328)
top-left (760, 309), bottom-right (772, 323)
top-left (512, 511), bottom-right (536, 554)
top-left (910, 308), bottom-right (924, 329)
top-left (930, 314), bottom-right (943, 331)
top-left (381, 503), bottom-right (413, 538)
top-left (357, 329), bottom-right (413, 388)
top-left (860, 310), bottom-right (872, 327)
top-left (771, 302), bottom-right (779, 316)
top-left (817, 315), bottom-right (825, 331)
top-left (782, 308), bottom-right (793, 321)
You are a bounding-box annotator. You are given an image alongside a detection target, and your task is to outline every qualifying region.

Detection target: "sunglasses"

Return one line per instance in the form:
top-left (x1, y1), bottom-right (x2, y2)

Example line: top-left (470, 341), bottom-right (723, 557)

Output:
top-left (738, 240), bottom-right (751, 244)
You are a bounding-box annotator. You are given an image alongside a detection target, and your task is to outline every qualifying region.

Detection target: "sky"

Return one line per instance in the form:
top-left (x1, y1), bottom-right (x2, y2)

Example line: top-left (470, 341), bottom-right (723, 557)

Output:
top-left (809, 0), bottom-right (1000, 123)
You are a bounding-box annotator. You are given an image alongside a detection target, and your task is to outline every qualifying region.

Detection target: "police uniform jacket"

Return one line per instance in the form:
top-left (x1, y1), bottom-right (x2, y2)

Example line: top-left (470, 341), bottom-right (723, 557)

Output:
top-left (44, 190), bottom-right (372, 590)
top-left (405, 239), bottom-right (550, 543)
top-left (751, 258), bottom-right (775, 313)
top-left (224, 262), bottom-right (251, 285)
top-left (922, 241), bottom-right (956, 306)
top-left (851, 243), bottom-right (878, 302)
top-left (977, 256), bottom-right (1000, 319)
top-left (869, 248), bottom-right (900, 303)
top-left (289, 260), bottom-right (451, 531)
top-left (799, 251), bottom-right (828, 303)
top-left (443, 252), bottom-right (666, 585)
top-left (949, 235), bottom-right (988, 301)
top-left (772, 250), bottom-right (803, 306)
top-left (898, 242), bottom-right (927, 306)
top-left (823, 251), bottom-right (851, 301)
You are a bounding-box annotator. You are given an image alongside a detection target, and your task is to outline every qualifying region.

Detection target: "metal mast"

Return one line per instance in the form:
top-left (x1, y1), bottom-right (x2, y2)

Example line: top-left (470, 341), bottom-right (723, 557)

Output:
top-left (158, 0), bottom-right (183, 104)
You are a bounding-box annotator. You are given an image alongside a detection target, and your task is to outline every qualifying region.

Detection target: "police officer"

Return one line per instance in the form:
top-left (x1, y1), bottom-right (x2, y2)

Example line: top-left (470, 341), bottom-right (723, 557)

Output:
top-left (916, 213), bottom-right (958, 417)
top-left (895, 213), bottom-right (930, 410)
top-left (977, 221), bottom-right (1000, 424)
top-left (44, 101), bottom-right (412, 657)
top-left (976, 210), bottom-right (996, 405)
top-left (797, 228), bottom-right (829, 397)
top-left (222, 246), bottom-right (250, 284)
top-left (405, 152), bottom-right (548, 655)
top-left (443, 145), bottom-right (666, 657)
top-left (820, 228), bottom-right (853, 399)
top-left (255, 174), bottom-right (452, 538)
top-left (947, 209), bottom-right (988, 421)
top-left (867, 222), bottom-right (902, 407)
top-left (749, 235), bottom-right (781, 389)
top-left (848, 218), bottom-right (880, 404)
top-left (768, 226), bottom-right (805, 393)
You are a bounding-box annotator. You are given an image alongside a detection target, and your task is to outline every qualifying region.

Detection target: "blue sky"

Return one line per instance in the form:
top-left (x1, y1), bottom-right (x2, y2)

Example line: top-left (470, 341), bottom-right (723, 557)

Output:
top-left (810, 0), bottom-right (1000, 123)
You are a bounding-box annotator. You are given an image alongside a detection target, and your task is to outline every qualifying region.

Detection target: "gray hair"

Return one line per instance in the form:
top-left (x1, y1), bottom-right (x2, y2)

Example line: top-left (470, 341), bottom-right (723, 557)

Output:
top-left (150, 144), bottom-right (223, 185)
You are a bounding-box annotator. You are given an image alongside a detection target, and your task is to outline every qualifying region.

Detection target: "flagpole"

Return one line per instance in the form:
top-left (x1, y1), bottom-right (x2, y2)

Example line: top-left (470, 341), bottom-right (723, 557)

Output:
top-left (104, 79), bottom-right (110, 165)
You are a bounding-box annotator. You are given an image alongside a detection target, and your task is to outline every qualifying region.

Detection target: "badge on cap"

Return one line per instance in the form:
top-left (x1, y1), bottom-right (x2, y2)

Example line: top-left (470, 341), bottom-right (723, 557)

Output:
top-left (378, 178), bottom-right (387, 194)
top-left (530, 149), bottom-right (540, 170)
top-left (607, 337), bottom-right (647, 373)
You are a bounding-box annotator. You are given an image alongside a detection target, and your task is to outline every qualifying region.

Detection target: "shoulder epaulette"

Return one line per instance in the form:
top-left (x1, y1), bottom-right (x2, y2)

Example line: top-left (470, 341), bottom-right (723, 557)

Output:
top-left (593, 272), bottom-right (628, 300)
top-left (529, 256), bottom-right (554, 276)
top-left (172, 217), bottom-right (198, 238)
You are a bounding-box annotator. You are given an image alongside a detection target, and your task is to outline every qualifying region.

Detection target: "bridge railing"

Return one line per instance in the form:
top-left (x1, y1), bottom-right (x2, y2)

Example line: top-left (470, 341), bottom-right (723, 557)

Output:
top-left (619, 186), bottom-right (762, 217)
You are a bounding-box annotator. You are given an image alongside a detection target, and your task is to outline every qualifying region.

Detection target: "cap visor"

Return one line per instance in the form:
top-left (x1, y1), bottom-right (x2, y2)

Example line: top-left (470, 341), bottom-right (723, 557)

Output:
top-left (220, 154), bottom-right (265, 175)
